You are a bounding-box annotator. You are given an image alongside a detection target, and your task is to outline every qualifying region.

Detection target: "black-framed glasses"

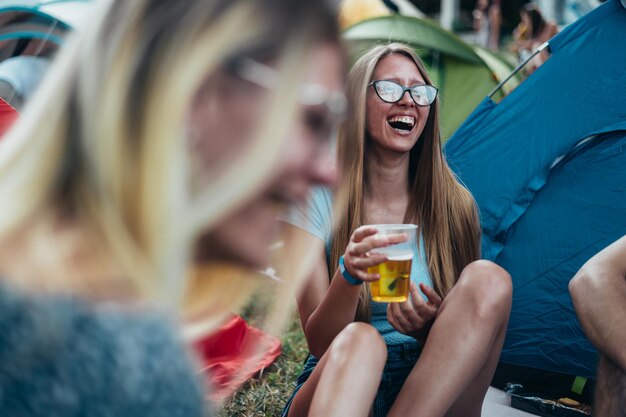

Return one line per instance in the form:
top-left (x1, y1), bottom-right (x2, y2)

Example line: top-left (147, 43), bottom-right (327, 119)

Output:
top-left (369, 80), bottom-right (438, 107)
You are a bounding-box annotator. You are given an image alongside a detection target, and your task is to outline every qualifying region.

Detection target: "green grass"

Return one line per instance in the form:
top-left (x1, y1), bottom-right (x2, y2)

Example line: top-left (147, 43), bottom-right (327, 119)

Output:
top-left (217, 313), bottom-right (308, 417)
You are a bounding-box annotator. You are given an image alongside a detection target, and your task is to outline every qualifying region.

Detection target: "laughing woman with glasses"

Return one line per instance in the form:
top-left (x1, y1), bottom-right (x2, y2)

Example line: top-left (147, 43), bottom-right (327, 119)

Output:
top-left (281, 43), bottom-right (512, 417)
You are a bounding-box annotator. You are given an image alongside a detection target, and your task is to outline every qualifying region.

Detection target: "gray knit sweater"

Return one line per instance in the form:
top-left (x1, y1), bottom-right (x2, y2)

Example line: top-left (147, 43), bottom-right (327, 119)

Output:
top-left (0, 282), bottom-right (210, 416)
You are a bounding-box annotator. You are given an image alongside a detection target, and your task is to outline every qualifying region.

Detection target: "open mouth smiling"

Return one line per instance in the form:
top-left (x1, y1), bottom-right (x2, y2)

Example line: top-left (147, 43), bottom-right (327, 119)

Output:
top-left (387, 115), bottom-right (415, 133)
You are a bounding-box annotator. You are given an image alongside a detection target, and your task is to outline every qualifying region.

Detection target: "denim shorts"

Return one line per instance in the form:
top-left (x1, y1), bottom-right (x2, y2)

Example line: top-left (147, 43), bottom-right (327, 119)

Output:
top-left (372, 343), bottom-right (421, 416)
top-left (282, 343), bottom-right (422, 417)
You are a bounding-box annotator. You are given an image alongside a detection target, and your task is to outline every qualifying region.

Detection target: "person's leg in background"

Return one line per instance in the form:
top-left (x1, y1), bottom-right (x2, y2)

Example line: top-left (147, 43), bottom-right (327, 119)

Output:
top-left (594, 355), bottom-right (626, 417)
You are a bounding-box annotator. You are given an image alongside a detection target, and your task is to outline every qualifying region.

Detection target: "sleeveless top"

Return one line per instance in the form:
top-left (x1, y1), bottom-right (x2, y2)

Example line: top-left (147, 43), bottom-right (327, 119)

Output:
top-left (282, 186), bottom-right (433, 345)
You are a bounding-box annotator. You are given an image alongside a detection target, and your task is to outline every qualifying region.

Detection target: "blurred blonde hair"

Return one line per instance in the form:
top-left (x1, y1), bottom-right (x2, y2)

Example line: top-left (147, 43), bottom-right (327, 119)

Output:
top-left (330, 43), bottom-right (481, 321)
top-left (0, 0), bottom-right (339, 330)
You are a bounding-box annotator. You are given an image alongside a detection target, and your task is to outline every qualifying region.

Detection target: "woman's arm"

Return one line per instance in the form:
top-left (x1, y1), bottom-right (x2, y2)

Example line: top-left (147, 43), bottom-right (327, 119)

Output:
top-left (283, 223), bottom-right (399, 358)
top-left (282, 224), bottom-right (363, 358)
top-left (304, 261), bottom-right (368, 358)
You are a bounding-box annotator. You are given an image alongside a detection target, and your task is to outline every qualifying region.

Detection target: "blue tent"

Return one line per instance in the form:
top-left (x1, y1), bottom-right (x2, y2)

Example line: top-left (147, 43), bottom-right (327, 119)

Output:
top-left (445, 0), bottom-right (626, 378)
top-left (0, 0), bottom-right (92, 107)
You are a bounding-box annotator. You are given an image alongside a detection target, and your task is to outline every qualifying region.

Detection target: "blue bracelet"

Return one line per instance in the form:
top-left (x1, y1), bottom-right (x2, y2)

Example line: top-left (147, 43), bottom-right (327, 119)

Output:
top-left (339, 255), bottom-right (363, 285)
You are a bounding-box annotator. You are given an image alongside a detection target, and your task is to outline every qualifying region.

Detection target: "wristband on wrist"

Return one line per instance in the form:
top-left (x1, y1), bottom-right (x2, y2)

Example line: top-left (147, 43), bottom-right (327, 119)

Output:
top-left (339, 255), bottom-right (364, 285)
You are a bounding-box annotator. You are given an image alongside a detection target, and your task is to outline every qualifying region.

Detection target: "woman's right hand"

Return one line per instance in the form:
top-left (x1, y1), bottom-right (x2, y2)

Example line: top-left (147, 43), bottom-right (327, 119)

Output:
top-left (342, 225), bottom-right (408, 282)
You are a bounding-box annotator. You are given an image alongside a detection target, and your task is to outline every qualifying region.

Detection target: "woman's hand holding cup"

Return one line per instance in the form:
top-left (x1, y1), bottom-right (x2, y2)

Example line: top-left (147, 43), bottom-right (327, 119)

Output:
top-left (342, 225), bottom-right (408, 282)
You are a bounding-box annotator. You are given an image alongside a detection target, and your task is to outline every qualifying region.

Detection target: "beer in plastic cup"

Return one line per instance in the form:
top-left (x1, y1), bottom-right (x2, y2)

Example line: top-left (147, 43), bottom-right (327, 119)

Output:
top-left (366, 224), bottom-right (417, 302)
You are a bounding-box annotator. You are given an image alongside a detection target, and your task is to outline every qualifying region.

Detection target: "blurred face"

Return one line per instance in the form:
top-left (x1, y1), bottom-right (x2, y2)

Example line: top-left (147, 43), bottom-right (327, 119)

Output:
top-left (191, 42), bottom-right (344, 268)
top-left (365, 53), bottom-right (432, 154)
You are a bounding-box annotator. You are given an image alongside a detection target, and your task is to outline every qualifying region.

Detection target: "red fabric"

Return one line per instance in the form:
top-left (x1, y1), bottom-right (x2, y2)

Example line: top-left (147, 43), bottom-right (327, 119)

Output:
top-left (194, 315), bottom-right (282, 401)
top-left (0, 98), bottom-right (18, 139)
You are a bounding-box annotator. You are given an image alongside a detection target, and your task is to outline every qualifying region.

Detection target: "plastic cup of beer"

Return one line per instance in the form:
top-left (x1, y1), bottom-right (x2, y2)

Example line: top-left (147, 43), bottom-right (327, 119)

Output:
top-left (367, 224), bottom-right (417, 302)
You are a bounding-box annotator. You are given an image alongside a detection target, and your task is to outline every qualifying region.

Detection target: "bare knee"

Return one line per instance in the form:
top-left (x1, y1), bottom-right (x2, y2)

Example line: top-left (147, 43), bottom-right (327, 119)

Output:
top-left (568, 267), bottom-right (598, 312)
top-left (456, 260), bottom-right (512, 319)
top-left (327, 322), bottom-right (386, 367)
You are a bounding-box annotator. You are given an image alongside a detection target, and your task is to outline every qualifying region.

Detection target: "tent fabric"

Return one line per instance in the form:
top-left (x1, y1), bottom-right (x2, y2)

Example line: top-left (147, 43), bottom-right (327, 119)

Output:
top-left (0, 1), bottom-right (91, 31)
top-left (344, 15), bottom-right (482, 64)
top-left (194, 315), bottom-right (281, 401)
top-left (0, 97), bottom-right (17, 137)
top-left (495, 130), bottom-right (626, 377)
top-left (343, 15), bottom-right (520, 139)
top-left (470, 46), bottom-right (518, 96)
top-left (0, 6), bottom-right (71, 45)
top-left (0, 56), bottom-right (50, 107)
top-left (444, 0), bottom-right (626, 378)
top-left (0, 2), bottom-right (84, 107)
top-left (34, 1), bottom-right (94, 30)
top-left (0, 1), bottom-right (97, 63)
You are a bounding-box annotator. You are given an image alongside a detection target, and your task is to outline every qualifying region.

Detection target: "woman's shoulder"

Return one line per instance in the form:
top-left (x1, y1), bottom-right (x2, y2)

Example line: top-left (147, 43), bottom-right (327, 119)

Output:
top-left (0, 282), bottom-right (207, 416)
top-left (280, 186), bottom-right (334, 242)
top-left (307, 186), bottom-right (334, 212)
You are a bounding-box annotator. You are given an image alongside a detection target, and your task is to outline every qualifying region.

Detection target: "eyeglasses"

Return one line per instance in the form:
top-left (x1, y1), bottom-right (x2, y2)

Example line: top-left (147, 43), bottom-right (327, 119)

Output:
top-left (236, 58), bottom-right (347, 113)
top-left (368, 80), bottom-right (438, 107)
top-left (230, 58), bottom-right (347, 141)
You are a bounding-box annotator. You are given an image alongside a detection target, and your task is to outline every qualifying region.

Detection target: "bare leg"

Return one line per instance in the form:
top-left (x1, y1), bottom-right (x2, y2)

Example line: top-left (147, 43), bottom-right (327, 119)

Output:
top-left (388, 260), bottom-right (512, 417)
top-left (569, 262), bottom-right (626, 370)
top-left (594, 355), bottom-right (626, 417)
top-left (443, 292), bottom-right (508, 417)
top-left (288, 322), bottom-right (387, 417)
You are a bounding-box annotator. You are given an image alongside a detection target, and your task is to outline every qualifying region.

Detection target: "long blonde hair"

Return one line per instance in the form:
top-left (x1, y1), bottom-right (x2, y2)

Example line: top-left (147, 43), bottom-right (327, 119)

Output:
top-left (0, 0), bottom-right (339, 317)
top-left (330, 43), bottom-right (481, 321)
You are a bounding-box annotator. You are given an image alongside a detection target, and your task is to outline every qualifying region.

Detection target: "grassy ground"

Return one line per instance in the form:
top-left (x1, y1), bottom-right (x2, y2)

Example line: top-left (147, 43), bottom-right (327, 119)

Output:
top-left (217, 313), bottom-right (307, 417)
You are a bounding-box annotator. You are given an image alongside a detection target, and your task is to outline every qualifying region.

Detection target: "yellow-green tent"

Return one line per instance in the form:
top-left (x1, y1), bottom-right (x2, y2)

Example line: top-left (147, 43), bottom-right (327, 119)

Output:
top-left (343, 15), bottom-right (521, 140)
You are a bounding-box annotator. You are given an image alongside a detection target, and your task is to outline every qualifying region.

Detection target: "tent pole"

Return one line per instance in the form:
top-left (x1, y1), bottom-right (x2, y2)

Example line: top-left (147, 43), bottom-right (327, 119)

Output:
top-left (488, 41), bottom-right (549, 99)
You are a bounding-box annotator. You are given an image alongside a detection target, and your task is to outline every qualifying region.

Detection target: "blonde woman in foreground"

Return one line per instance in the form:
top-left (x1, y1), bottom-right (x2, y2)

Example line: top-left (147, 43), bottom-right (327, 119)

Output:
top-left (0, 0), bottom-right (344, 415)
top-left (281, 43), bottom-right (512, 417)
